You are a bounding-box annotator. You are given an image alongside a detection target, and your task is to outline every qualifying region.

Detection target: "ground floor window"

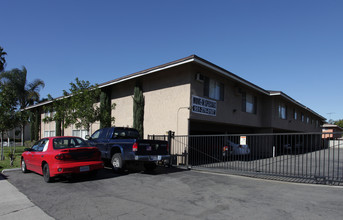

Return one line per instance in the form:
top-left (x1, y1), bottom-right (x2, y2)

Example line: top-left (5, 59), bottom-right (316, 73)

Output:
top-left (72, 130), bottom-right (89, 139)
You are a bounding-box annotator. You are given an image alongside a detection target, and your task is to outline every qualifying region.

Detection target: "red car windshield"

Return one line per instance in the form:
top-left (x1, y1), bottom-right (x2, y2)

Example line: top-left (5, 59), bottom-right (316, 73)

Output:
top-left (53, 137), bottom-right (90, 149)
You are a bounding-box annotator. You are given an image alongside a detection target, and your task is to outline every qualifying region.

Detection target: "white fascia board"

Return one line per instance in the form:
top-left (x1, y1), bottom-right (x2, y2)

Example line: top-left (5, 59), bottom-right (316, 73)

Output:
top-left (193, 58), bottom-right (269, 95)
top-left (24, 94), bottom-right (72, 111)
top-left (98, 58), bottom-right (195, 89)
top-left (25, 100), bottom-right (53, 110)
top-left (269, 92), bottom-right (281, 96)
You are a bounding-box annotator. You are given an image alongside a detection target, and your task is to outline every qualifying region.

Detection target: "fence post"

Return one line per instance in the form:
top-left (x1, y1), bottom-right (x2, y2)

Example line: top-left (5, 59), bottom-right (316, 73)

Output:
top-left (167, 131), bottom-right (174, 166)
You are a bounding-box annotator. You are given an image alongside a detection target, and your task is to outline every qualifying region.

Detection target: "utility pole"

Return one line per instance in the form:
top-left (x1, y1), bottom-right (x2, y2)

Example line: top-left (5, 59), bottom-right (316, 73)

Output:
top-left (326, 112), bottom-right (336, 124)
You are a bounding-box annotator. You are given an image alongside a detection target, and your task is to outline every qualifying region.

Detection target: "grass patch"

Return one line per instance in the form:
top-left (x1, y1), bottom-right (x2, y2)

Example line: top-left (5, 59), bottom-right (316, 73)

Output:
top-left (0, 146), bottom-right (26, 172)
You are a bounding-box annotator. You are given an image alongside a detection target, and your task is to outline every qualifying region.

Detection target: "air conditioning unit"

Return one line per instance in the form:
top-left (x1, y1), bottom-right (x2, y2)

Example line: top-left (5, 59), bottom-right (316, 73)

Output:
top-left (195, 73), bottom-right (204, 82)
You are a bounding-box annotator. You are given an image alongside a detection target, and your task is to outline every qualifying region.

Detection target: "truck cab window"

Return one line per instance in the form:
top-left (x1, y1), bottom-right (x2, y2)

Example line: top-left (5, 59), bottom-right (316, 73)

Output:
top-left (91, 130), bottom-right (102, 140)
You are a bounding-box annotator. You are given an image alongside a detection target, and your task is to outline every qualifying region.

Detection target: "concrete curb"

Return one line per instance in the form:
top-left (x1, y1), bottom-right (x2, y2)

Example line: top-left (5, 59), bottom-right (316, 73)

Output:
top-left (1, 168), bottom-right (21, 174)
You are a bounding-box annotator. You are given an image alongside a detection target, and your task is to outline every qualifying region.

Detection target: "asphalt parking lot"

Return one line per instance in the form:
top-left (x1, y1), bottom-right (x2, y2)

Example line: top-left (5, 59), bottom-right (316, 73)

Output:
top-left (3, 167), bottom-right (343, 220)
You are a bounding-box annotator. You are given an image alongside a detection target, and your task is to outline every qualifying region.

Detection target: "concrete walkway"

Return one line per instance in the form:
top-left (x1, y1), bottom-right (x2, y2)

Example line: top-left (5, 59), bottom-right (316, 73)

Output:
top-left (0, 169), bottom-right (54, 220)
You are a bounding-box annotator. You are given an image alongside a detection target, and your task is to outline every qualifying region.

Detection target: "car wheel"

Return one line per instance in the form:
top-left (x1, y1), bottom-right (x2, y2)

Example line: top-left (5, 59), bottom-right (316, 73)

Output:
top-left (43, 163), bottom-right (53, 183)
top-left (111, 153), bottom-right (124, 173)
top-left (144, 162), bottom-right (157, 172)
top-left (21, 159), bottom-right (28, 173)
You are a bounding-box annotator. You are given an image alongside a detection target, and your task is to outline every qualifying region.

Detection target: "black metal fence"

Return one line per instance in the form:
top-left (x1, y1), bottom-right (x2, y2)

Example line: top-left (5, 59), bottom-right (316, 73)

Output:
top-left (149, 132), bottom-right (343, 185)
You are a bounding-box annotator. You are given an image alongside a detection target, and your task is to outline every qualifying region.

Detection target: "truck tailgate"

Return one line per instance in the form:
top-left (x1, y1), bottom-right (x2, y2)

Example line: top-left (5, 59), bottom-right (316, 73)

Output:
top-left (136, 140), bottom-right (168, 155)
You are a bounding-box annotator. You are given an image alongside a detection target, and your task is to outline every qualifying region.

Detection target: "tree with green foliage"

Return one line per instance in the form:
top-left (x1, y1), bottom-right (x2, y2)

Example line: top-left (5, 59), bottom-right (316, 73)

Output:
top-left (0, 46), bottom-right (7, 72)
top-left (64, 78), bottom-right (101, 133)
top-left (334, 119), bottom-right (343, 128)
top-left (43, 93), bottom-right (71, 136)
top-left (0, 82), bottom-right (18, 160)
top-left (30, 109), bottom-right (41, 141)
top-left (0, 66), bottom-right (45, 145)
top-left (100, 90), bottom-right (116, 128)
top-left (132, 85), bottom-right (144, 139)
top-left (45, 83), bottom-right (116, 135)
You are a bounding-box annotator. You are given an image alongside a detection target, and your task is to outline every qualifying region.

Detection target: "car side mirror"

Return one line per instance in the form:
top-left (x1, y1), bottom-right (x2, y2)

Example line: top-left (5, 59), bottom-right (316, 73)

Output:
top-left (24, 148), bottom-right (32, 152)
top-left (85, 135), bottom-right (91, 140)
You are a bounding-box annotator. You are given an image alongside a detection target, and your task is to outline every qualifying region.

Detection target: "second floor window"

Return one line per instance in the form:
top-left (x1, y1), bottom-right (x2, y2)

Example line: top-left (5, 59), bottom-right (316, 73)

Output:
top-left (293, 109), bottom-right (298, 120)
top-left (278, 103), bottom-right (287, 119)
top-left (204, 77), bottom-right (224, 101)
top-left (242, 92), bottom-right (257, 114)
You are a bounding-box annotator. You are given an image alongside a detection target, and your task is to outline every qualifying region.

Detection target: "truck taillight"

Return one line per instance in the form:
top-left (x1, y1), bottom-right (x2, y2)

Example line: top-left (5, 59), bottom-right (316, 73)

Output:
top-left (133, 142), bottom-right (138, 152)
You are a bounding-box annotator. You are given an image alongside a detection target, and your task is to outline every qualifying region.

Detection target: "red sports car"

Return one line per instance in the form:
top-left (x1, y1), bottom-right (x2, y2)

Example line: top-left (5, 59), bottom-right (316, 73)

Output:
top-left (21, 136), bottom-right (104, 182)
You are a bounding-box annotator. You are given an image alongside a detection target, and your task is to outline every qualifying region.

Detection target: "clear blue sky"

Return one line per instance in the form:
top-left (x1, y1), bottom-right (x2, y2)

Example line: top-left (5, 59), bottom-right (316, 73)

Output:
top-left (2, 0), bottom-right (342, 121)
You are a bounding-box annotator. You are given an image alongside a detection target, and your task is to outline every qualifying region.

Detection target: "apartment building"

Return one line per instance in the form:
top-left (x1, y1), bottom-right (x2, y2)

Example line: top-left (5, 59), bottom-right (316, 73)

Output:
top-left (26, 55), bottom-right (325, 139)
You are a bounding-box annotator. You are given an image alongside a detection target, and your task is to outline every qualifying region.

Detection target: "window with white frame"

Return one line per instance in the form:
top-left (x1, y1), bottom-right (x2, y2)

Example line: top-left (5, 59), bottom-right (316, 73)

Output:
top-left (44, 131), bottom-right (55, 137)
top-left (242, 92), bottom-right (257, 114)
top-left (204, 77), bottom-right (224, 101)
top-left (278, 103), bottom-right (287, 119)
top-left (72, 130), bottom-right (89, 139)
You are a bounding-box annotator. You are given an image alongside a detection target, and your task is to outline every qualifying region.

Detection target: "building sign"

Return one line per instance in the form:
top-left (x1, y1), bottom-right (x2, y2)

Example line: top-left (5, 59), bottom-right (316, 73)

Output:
top-left (240, 136), bottom-right (246, 145)
top-left (192, 95), bottom-right (217, 116)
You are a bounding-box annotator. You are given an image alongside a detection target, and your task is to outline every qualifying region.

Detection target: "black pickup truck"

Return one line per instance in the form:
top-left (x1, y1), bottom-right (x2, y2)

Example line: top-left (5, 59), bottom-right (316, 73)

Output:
top-left (85, 127), bottom-right (170, 172)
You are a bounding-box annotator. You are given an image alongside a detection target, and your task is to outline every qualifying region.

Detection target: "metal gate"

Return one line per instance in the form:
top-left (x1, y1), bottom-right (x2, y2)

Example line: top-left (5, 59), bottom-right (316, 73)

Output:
top-left (149, 132), bottom-right (343, 185)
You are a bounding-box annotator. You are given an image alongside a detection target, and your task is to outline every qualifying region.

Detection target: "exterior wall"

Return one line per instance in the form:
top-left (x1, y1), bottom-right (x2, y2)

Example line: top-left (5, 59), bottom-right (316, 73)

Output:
top-left (270, 97), bottom-right (322, 132)
top-left (189, 64), bottom-right (268, 133)
top-left (111, 64), bottom-right (192, 137)
top-left (110, 80), bottom-right (135, 128)
top-left (187, 63), bottom-right (323, 134)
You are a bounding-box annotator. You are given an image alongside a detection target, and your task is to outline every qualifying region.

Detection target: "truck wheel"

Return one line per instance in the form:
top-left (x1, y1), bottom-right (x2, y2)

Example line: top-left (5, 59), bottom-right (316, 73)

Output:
top-left (144, 162), bottom-right (157, 172)
top-left (111, 153), bottom-right (124, 173)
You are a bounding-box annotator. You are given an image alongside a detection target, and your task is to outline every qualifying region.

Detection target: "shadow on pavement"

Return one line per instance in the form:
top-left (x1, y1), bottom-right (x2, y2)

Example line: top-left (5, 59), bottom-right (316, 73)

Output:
top-left (0, 173), bottom-right (7, 180)
top-left (61, 165), bottom-right (189, 183)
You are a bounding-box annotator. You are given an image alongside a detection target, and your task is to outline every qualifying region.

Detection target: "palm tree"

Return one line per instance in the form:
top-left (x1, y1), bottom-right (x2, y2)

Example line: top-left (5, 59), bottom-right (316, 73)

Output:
top-left (0, 66), bottom-right (45, 144)
top-left (0, 46), bottom-right (7, 72)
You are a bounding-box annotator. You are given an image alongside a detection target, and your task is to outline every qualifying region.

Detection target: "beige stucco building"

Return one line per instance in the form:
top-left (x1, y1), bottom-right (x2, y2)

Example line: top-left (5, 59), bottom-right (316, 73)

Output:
top-left (27, 55), bottom-right (325, 139)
